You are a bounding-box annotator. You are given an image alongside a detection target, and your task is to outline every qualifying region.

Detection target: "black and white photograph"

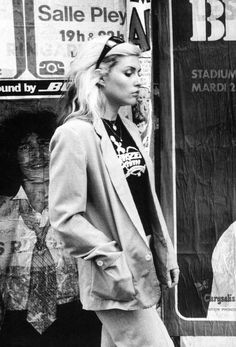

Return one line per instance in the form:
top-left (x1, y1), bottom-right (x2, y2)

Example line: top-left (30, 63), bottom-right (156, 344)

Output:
top-left (0, 1), bottom-right (236, 346)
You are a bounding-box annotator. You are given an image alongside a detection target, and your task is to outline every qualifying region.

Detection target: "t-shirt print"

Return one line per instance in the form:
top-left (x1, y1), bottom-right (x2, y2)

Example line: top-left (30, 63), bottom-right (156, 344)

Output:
top-left (102, 116), bottom-right (152, 236)
top-left (109, 135), bottom-right (146, 178)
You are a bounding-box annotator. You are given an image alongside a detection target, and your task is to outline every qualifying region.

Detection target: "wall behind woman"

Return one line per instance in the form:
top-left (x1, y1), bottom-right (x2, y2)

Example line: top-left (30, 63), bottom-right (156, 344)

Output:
top-left (155, 0), bottom-right (236, 344)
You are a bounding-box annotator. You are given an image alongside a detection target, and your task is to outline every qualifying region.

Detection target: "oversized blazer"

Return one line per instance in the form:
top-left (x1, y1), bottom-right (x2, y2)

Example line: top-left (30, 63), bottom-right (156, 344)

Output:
top-left (49, 114), bottom-right (178, 311)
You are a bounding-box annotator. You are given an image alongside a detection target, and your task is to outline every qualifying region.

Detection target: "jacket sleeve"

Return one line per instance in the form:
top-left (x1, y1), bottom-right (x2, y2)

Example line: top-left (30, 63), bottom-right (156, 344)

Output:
top-left (48, 125), bottom-right (119, 260)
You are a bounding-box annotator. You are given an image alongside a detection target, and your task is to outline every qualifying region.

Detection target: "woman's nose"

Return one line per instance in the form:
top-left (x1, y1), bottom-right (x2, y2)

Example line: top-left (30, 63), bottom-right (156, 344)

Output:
top-left (134, 74), bottom-right (141, 86)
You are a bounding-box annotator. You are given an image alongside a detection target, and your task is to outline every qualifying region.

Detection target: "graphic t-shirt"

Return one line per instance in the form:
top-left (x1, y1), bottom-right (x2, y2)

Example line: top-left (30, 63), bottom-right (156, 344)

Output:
top-left (102, 116), bottom-right (152, 236)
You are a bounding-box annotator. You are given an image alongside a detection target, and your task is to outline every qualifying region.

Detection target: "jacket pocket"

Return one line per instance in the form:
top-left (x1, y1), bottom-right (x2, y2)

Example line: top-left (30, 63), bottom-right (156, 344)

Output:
top-left (91, 251), bottom-right (136, 302)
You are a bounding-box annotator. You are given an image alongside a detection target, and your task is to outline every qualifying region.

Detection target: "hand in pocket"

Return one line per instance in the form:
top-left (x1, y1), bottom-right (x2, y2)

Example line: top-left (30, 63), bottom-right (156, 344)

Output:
top-left (91, 252), bottom-right (136, 302)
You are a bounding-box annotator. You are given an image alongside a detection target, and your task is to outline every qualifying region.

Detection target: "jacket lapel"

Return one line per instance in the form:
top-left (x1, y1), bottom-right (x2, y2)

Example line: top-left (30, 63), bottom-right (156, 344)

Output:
top-left (93, 117), bottom-right (148, 245)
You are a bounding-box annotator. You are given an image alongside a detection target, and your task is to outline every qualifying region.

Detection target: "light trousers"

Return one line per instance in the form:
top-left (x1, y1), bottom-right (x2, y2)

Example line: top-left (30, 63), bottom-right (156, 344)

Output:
top-left (96, 306), bottom-right (174, 347)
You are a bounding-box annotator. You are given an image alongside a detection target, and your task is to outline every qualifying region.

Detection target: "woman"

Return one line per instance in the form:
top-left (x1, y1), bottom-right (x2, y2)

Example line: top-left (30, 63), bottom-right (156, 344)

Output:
top-left (49, 35), bottom-right (179, 347)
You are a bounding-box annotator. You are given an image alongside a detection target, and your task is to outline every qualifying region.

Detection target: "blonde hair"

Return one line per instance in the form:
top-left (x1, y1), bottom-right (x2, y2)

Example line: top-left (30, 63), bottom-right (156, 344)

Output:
top-left (59, 36), bottom-right (141, 125)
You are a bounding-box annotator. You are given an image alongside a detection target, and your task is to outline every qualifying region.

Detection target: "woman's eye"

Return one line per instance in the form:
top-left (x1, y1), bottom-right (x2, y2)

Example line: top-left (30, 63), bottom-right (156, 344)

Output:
top-left (125, 71), bottom-right (132, 77)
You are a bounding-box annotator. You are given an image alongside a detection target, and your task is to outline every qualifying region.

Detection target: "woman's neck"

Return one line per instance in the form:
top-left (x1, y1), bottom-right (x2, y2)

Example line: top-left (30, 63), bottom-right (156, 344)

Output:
top-left (102, 101), bottom-right (119, 121)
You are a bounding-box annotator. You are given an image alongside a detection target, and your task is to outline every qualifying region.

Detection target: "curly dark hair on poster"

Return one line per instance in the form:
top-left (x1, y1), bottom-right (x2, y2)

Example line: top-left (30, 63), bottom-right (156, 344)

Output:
top-left (0, 110), bottom-right (57, 197)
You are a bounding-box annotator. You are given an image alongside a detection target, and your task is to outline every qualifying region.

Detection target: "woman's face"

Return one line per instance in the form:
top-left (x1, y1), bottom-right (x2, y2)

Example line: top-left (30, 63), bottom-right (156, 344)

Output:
top-left (102, 55), bottom-right (141, 107)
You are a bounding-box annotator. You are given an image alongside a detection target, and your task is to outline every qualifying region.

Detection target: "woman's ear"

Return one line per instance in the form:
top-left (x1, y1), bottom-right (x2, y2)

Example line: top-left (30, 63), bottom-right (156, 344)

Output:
top-left (95, 67), bottom-right (106, 87)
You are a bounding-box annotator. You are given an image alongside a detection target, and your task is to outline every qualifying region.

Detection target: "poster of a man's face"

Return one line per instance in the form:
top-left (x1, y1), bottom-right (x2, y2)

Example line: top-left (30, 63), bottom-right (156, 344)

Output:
top-left (17, 132), bottom-right (50, 211)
